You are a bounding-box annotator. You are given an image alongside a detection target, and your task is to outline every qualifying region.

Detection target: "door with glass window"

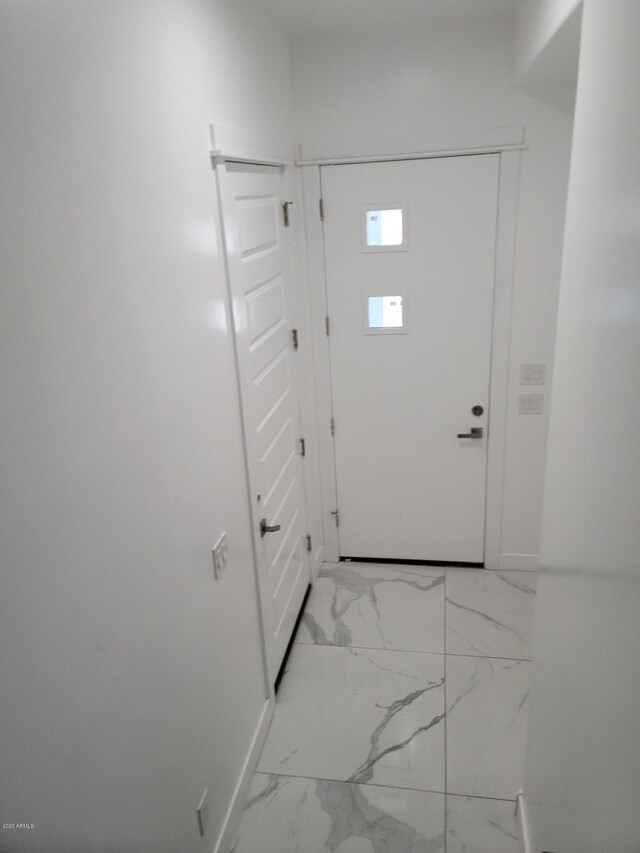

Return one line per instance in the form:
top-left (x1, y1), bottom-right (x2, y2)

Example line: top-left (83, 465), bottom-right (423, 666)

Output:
top-left (322, 155), bottom-right (499, 563)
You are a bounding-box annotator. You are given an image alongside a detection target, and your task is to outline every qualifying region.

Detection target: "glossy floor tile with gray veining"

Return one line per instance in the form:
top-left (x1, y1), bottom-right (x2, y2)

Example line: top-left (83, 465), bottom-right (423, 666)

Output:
top-left (231, 774), bottom-right (445, 853)
top-left (446, 795), bottom-right (520, 853)
top-left (297, 561), bottom-right (445, 653)
top-left (258, 643), bottom-right (445, 792)
top-left (446, 655), bottom-right (530, 800)
top-left (446, 568), bottom-right (537, 660)
top-left (232, 562), bottom-right (536, 852)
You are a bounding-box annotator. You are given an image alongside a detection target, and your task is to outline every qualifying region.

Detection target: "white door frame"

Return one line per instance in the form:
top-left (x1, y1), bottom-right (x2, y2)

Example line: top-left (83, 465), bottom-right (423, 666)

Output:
top-left (300, 133), bottom-right (522, 570)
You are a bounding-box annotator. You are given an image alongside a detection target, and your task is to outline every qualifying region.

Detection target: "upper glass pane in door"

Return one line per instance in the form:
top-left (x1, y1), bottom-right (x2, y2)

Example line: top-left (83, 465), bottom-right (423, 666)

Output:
top-left (366, 209), bottom-right (403, 246)
top-left (362, 203), bottom-right (408, 253)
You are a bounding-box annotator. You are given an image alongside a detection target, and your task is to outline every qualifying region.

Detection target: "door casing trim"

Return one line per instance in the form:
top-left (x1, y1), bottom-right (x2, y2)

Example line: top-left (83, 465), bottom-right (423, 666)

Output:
top-left (301, 144), bottom-right (521, 569)
top-left (296, 126), bottom-right (524, 166)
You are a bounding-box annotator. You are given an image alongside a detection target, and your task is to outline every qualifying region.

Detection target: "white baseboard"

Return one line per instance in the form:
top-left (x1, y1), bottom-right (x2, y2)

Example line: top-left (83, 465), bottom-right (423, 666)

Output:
top-left (500, 553), bottom-right (539, 572)
top-left (214, 698), bottom-right (274, 853)
top-left (517, 790), bottom-right (534, 853)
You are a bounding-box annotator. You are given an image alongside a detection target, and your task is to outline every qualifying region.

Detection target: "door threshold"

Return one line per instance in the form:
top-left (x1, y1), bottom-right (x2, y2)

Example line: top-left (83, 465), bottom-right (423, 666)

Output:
top-left (340, 556), bottom-right (484, 568)
top-left (274, 584), bottom-right (312, 694)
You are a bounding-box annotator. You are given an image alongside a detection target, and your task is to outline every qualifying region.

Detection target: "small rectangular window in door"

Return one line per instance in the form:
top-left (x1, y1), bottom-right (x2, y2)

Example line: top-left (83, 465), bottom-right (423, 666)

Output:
top-left (364, 293), bottom-right (408, 335)
top-left (362, 204), bottom-right (408, 252)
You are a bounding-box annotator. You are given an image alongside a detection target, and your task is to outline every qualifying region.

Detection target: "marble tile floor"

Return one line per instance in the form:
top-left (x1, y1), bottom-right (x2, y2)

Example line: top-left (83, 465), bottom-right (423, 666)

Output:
top-left (231, 562), bottom-right (536, 853)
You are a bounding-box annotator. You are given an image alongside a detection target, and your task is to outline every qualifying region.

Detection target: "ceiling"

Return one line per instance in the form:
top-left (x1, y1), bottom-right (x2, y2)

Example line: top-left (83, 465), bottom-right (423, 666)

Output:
top-left (249, 0), bottom-right (517, 36)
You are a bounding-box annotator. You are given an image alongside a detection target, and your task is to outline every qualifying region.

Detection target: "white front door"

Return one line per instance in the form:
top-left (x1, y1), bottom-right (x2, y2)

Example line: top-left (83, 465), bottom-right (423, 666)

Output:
top-left (322, 155), bottom-right (499, 564)
top-left (219, 161), bottom-right (310, 684)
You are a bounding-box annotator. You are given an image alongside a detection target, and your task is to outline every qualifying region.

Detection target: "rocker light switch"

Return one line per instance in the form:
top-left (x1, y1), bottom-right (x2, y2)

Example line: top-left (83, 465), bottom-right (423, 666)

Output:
top-left (519, 394), bottom-right (544, 415)
top-left (520, 364), bottom-right (546, 385)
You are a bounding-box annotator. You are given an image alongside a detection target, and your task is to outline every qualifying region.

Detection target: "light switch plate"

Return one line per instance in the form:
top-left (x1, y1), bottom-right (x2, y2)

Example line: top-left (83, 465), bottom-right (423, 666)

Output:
top-left (212, 533), bottom-right (228, 580)
top-left (519, 394), bottom-right (544, 415)
top-left (520, 364), bottom-right (546, 385)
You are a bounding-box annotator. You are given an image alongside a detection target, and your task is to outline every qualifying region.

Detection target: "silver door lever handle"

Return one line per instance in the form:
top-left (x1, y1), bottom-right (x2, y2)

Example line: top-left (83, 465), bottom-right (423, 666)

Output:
top-left (260, 518), bottom-right (282, 538)
top-left (457, 427), bottom-right (484, 439)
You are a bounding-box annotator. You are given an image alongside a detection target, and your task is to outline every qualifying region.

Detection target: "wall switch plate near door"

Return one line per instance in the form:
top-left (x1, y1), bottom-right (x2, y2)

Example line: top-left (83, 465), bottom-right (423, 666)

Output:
top-left (519, 394), bottom-right (544, 415)
top-left (212, 533), bottom-right (228, 580)
top-left (520, 363), bottom-right (546, 385)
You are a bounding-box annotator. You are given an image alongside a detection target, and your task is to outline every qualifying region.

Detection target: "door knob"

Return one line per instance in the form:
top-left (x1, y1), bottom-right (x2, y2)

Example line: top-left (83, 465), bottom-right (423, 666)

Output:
top-left (457, 427), bottom-right (484, 439)
top-left (260, 518), bottom-right (282, 538)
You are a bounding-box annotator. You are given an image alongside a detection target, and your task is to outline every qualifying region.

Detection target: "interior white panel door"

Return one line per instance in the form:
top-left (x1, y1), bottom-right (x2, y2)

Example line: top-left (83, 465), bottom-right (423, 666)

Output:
top-left (322, 155), bottom-right (499, 563)
top-left (219, 162), bottom-right (309, 683)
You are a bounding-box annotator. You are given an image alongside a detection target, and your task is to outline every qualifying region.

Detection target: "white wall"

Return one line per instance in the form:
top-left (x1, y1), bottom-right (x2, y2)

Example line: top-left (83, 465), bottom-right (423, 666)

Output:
top-left (0, 2), bottom-right (292, 851)
top-left (290, 13), bottom-right (573, 566)
top-left (523, 2), bottom-right (640, 850)
top-left (515, 0), bottom-right (582, 79)
top-left (516, 0), bottom-right (583, 114)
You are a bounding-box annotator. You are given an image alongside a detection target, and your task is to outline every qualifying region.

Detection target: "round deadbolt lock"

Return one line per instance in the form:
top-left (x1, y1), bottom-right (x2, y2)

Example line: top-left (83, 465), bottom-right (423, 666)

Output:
top-left (472, 405), bottom-right (484, 417)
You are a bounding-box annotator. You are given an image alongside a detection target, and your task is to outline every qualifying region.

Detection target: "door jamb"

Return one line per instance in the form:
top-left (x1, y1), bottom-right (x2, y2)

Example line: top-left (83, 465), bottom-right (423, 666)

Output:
top-left (301, 165), bottom-right (341, 562)
top-left (301, 145), bottom-right (521, 569)
top-left (485, 149), bottom-right (520, 570)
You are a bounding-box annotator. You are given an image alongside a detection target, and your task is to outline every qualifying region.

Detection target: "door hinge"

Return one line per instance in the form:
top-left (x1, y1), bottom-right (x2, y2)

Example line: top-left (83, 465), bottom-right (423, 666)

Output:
top-left (283, 200), bottom-right (293, 227)
top-left (305, 534), bottom-right (312, 552)
top-left (299, 437), bottom-right (306, 457)
top-left (331, 509), bottom-right (340, 528)
top-left (292, 328), bottom-right (299, 350)
top-left (325, 315), bottom-right (330, 336)
top-left (330, 416), bottom-right (335, 436)
top-left (319, 197), bottom-right (325, 221)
